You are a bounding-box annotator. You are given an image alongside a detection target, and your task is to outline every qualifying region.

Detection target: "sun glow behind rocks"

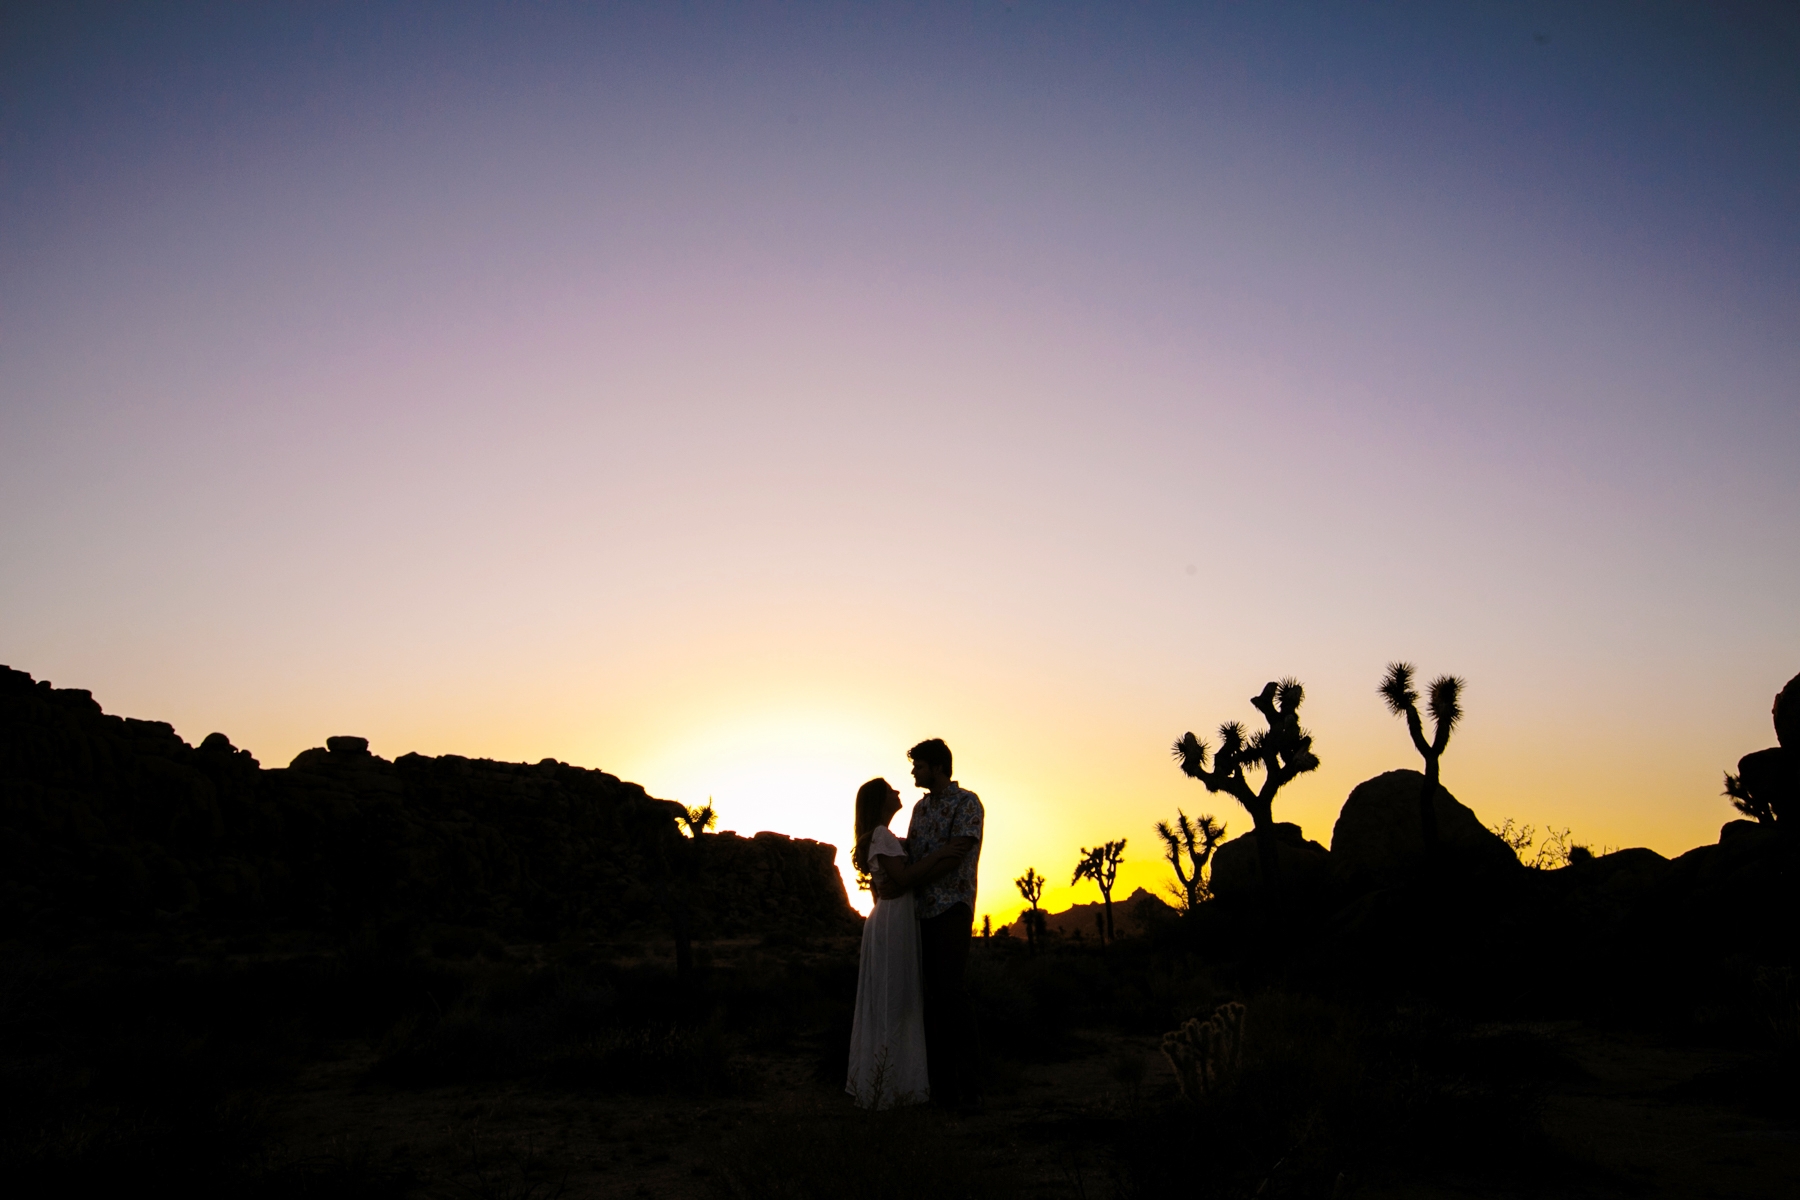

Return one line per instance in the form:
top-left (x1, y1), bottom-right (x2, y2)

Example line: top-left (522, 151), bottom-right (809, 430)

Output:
top-left (2, 3), bottom-right (1796, 931)
top-left (630, 708), bottom-right (913, 915)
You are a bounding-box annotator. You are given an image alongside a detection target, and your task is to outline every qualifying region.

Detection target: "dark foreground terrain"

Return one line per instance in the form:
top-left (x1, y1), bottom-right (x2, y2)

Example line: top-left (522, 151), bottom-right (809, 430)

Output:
top-left (3, 922), bottom-right (1797, 1200)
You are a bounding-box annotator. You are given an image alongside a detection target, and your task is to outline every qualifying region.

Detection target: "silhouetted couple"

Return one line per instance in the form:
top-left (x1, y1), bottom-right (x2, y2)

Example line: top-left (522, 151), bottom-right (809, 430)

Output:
top-left (845, 738), bottom-right (984, 1111)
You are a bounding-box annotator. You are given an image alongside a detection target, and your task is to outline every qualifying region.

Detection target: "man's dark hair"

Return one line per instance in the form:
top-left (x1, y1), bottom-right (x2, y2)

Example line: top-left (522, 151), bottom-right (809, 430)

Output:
top-left (908, 738), bottom-right (953, 776)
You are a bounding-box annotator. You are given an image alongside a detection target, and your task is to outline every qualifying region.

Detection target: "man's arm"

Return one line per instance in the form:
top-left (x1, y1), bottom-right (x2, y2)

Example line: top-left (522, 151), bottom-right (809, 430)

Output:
top-left (949, 796), bottom-right (984, 845)
top-left (910, 837), bottom-right (976, 887)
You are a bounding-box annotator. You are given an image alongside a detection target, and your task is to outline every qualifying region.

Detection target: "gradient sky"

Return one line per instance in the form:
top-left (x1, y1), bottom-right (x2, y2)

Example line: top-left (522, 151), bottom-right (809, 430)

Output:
top-left (4, 2), bottom-right (1796, 920)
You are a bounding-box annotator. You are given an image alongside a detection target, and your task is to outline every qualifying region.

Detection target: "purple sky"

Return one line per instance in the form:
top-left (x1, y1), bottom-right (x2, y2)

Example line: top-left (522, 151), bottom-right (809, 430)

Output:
top-left (4, 3), bottom-right (1796, 915)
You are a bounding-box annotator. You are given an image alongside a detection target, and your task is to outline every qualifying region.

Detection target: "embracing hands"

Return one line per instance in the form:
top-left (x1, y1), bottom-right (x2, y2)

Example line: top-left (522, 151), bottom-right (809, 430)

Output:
top-left (874, 836), bottom-right (975, 901)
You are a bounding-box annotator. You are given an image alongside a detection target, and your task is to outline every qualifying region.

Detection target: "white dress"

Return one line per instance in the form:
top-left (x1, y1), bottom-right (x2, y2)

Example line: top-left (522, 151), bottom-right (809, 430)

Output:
top-left (845, 825), bottom-right (930, 1108)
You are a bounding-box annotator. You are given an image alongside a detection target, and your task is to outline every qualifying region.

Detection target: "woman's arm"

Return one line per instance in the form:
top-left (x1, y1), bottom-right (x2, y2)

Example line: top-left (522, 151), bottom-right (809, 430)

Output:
top-left (873, 837), bottom-right (976, 896)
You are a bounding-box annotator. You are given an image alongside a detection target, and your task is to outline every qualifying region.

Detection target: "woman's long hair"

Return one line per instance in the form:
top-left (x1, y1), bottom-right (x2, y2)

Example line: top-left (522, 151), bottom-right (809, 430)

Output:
top-left (851, 777), bottom-right (893, 878)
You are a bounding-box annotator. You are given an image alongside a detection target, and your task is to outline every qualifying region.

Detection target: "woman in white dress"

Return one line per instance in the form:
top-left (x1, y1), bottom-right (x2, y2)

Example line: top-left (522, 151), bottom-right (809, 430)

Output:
top-left (845, 777), bottom-right (970, 1109)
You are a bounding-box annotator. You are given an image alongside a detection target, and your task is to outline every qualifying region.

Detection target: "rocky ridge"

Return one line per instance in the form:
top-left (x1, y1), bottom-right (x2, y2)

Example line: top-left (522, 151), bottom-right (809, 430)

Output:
top-left (0, 667), bottom-right (857, 944)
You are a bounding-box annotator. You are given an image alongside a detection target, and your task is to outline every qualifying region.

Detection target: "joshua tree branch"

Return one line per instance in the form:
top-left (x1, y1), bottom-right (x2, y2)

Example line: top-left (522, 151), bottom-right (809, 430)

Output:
top-left (1405, 708), bottom-right (1431, 761)
top-left (1428, 675), bottom-right (1464, 757)
top-left (1157, 821), bottom-right (1193, 892)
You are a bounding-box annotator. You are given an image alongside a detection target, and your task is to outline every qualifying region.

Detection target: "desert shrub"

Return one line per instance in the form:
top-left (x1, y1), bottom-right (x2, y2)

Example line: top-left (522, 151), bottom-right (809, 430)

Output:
top-left (1358, 1010), bottom-right (1572, 1180)
top-left (712, 1103), bottom-right (1020, 1200)
top-left (966, 937), bottom-right (1227, 1066)
top-left (542, 1023), bottom-right (745, 1095)
top-left (427, 923), bottom-right (509, 960)
top-left (0, 962), bottom-right (358, 1199)
top-left (433, 1126), bottom-right (569, 1200)
top-left (0, 1094), bottom-right (272, 1199)
top-left (1111, 994), bottom-right (1577, 1197)
top-left (965, 948), bottom-right (1092, 1063)
top-left (708, 948), bottom-right (857, 1058)
top-left (366, 957), bottom-right (748, 1092)
top-left (372, 999), bottom-right (748, 1094)
top-left (251, 1142), bottom-right (420, 1199)
top-left (812, 999), bottom-right (857, 1086)
top-left (371, 1008), bottom-right (521, 1085)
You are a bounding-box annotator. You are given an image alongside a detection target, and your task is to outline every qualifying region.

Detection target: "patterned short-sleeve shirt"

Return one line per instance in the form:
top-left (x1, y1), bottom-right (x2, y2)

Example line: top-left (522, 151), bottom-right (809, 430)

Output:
top-left (906, 783), bottom-right (983, 920)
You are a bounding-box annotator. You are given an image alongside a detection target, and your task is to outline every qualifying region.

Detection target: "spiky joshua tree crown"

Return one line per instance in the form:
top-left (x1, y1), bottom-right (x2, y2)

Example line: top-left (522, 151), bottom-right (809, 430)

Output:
top-left (1171, 679), bottom-right (1319, 822)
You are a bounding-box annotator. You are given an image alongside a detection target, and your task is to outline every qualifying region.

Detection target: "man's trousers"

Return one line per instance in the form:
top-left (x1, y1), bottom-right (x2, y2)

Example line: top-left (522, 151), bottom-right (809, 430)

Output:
top-left (918, 903), bottom-right (978, 1105)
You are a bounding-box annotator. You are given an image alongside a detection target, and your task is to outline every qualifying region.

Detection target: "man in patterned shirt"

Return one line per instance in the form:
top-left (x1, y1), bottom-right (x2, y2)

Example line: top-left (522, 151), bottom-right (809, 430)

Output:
top-left (903, 737), bottom-right (984, 1110)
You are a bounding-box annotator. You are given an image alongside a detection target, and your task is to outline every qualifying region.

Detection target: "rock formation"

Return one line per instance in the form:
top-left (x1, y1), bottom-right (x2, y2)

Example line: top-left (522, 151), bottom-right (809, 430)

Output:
top-left (1004, 887), bottom-right (1176, 939)
top-left (1329, 769), bottom-right (1517, 887)
top-left (0, 666), bottom-right (858, 944)
top-left (1207, 822), bottom-right (1330, 898)
top-left (1724, 671), bottom-right (1799, 824)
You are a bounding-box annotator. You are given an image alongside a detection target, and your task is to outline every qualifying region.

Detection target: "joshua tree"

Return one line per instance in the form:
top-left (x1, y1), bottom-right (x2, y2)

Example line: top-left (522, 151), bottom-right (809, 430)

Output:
top-left (1378, 663), bottom-right (1465, 851)
top-left (1155, 810), bottom-right (1226, 913)
top-left (1723, 772), bottom-right (1777, 824)
top-left (619, 796), bottom-right (699, 982)
top-left (1723, 772), bottom-right (1771, 823)
top-left (1173, 679), bottom-right (1320, 889)
top-left (1072, 839), bottom-right (1126, 943)
top-left (666, 801), bottom-right (721, 975)
top-left (1014, 867), bottom-right (1047, 954)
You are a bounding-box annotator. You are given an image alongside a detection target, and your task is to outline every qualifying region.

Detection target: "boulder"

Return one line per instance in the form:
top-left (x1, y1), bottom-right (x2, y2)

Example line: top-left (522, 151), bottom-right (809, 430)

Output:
top-left (1209, 822), bottom-right (1329, 898)
top-left (1724, 669), bottom-right (1800, 823)
top-left (1329, 770), bottom-right (1518, 887)
top-left (1775, 670), bottom-right (1799, 749)
top-left (1733, 747), bottom-right (1795, 824)
top-left (1537, 845), bottom-right (1671, 930)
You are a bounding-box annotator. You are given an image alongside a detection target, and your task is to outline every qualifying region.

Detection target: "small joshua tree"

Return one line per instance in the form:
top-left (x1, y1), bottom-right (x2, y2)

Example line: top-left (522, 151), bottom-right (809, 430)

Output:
top-left (1379, 663), bottom-right (1465, 851)
top-left (1173, 679), bottom-right (1320, 890)
top-left (656, 799), bottom-right (719, 981)
top-left (1723, 772), bottom-right (1776, 824)
top-left (1014, 867), bottom-right (1047, 954)
top-left (1155, 810), bottom-right (1226, 913)
top-left (679, 801), bottom-right (718, 837)
top-left (1072, 840), bottom-right (1126, 943)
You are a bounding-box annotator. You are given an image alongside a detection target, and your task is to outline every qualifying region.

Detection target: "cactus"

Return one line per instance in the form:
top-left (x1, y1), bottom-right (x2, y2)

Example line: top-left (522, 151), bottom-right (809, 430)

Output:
top-left (1173, 679), bottom-right (1320, 889)
top-left (1013, 867), bottom-right (1047, 953)
top-left (1160, 1000), bottom-right (1246, 1101)
top-left (1072, 840), bottom-right (1126, 943)
top-left (1155, 810), bottom-right (1225, 912)
top-left (1379, 663), bottom-right (1465, 851)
